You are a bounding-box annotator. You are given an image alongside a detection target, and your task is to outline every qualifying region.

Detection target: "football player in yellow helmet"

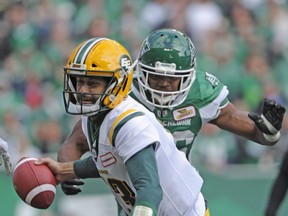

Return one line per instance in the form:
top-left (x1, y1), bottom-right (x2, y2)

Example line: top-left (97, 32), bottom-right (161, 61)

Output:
top-left (63, 37), bottom-right (134, 116)
top-left (36, 37), bottom-right (208, 216)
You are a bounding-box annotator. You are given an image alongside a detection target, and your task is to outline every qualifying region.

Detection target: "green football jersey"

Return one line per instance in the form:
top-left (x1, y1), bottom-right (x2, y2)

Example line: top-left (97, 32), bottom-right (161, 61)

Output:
top-left (130, 70), bottom-right (229, 161)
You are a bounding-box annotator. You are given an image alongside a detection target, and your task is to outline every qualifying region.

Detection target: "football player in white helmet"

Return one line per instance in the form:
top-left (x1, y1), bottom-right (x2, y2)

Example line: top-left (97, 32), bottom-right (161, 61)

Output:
top-left (36, 37), bottom-right (207, 216)
top-left (0, 137), bottom-right (12, 175)
top-left (132, 28), bottom-right (286, 155)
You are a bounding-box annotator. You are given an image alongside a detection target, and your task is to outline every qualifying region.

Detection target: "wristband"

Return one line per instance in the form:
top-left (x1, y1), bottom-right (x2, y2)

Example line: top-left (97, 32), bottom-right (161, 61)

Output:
top-left (132, 205), bottom-right (153, 216)
top-left (263, 131), bottom-right (281, 143)
top-left (73, 156), bottom-right (100, 179)
top-left (261, 114), bottom-right (278, 134)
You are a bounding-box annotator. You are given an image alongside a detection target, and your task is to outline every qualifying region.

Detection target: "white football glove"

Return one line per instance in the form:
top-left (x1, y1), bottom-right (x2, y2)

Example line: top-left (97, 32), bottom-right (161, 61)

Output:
top-left (0, 138), bottom-right (13, 175)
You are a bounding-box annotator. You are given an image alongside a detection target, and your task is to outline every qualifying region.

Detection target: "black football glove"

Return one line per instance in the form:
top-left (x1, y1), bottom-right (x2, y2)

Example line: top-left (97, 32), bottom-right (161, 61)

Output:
top-left (248, 98), bottom-right (286, 139)
top-left (61, 179), bottom-right (84, 195)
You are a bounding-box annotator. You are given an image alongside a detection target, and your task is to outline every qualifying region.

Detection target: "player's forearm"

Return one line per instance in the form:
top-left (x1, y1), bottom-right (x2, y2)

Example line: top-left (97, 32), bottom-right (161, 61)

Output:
top-left (73, 156), bottom-right (100, 179)
top-left (213, 108), bottom-right (279, 146)
top-left (59, 161), bottom-right (78, 181)
top-left (213, 109), bottom-right (256, 139)
top-left (227, 120), bottom-right (279, 146)
top-left (212, 100), bottom-right (285, 146)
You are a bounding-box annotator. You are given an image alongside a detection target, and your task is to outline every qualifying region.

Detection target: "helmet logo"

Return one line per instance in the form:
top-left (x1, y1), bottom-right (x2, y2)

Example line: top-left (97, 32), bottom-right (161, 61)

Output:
top-left (205, 72), bottom-right (219, 87)
top-left (69, 63), bottom-right (86, 75)
top-left (72, 63), bottom-right (81, 68)
top-left (71, 63), bottom-right (86, 69)
top-left (120, 55), bottom-right (131, 71)
top-left (139, 40), bottom-right (150, 57)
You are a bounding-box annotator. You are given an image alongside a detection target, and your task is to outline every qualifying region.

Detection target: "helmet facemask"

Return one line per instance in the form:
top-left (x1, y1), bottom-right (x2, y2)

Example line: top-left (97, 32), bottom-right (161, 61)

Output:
top-left (63, 68), bottom-right (119, 116)
top-left (137, 60), bottom-right (195, 108)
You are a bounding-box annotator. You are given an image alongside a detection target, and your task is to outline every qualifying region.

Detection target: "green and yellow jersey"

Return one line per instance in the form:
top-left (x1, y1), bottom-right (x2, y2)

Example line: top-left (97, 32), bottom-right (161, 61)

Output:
top-left (131, 70), bottom-right (229, 161)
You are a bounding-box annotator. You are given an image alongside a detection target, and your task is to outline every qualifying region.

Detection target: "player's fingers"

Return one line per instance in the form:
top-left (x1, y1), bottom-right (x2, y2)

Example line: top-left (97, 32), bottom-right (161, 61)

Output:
top-left (263, 98), bottom-right (271, 107)
top-left (2, 153), bottom-right (12, 174)
top-left (35, 157), bottom-right (54, 166)
top-left (269, 99), bottom-right (276, 107)
top-left (65, 179), bottom-right (84, 186)
top-left (34, 157), bottom-right (60, 177)
top-left (69, 185), bottom-right (82, 193)
top-left (276, 104), bottom-right (286, 114)
top-left (61, 184), bottom-right (81, 195)
top-left (4, 161), bottom-right (12, 175)
top-left (248, 112), bottom-right (261, 123)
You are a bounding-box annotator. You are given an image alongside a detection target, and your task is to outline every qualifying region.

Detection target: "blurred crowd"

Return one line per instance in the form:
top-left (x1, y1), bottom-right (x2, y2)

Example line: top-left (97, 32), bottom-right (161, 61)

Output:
top-left (0, 0), bottom-right (288, 171)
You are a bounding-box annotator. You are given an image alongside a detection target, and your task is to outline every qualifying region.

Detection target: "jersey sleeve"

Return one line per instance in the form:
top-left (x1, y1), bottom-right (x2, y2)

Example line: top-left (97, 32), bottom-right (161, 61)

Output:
top-left (191, 71), bottom-right (229, 123)
top-left (126, 145), bottom-right (162, 215)
top-left (109, 109), bottom-right (161, 163)
top-left (199, 85), bottom-right (229, 123)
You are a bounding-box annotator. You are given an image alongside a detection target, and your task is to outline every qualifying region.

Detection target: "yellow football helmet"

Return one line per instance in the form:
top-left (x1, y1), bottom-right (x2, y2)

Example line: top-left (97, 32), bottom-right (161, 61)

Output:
top-left (63, 37), bottom-right (134, 116)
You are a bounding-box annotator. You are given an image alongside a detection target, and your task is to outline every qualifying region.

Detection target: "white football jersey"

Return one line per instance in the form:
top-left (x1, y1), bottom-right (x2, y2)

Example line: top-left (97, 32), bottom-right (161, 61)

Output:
top-left (82, 96), bottom-right (203, 216)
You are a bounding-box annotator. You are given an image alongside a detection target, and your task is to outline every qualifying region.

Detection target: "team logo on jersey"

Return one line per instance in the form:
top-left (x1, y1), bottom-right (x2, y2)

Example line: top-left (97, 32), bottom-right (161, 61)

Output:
top-left (205, 72), bottom-right (219, 87)
top-left (173, 106), bottom-right (196, 121)
top-left (100, 152), bottom-right (117, 167)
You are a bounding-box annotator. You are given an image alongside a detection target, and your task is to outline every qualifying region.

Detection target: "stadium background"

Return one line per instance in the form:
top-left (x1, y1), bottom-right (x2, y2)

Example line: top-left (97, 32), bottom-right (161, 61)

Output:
top-left (1, 0), bottom-right (288, 215)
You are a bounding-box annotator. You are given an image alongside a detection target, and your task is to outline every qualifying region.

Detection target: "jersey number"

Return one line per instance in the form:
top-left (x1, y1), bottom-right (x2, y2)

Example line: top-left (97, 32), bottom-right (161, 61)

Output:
top-left (173, 130), bottom-right (195, 148)
top-left (107, 178), bottom-right (136, 207)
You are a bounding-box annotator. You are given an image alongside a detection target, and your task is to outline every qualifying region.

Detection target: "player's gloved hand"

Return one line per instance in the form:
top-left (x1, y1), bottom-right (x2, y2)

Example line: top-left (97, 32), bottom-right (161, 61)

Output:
top-left (0, 138), bottom-right (13, 175)
top-left (248, 98), bottom-right (286, 143)
top-left (61, 179), bottom-right (84, 195)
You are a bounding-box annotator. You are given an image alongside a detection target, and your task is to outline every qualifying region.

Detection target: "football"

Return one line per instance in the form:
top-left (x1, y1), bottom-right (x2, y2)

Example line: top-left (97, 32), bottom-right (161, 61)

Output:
top-left (12, 157), bottom-right (56, 209)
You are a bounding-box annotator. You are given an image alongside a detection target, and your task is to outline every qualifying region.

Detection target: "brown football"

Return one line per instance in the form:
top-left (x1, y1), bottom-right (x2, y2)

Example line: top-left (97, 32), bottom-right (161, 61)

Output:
top-left (13, 157), bottom-right (56, 209)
